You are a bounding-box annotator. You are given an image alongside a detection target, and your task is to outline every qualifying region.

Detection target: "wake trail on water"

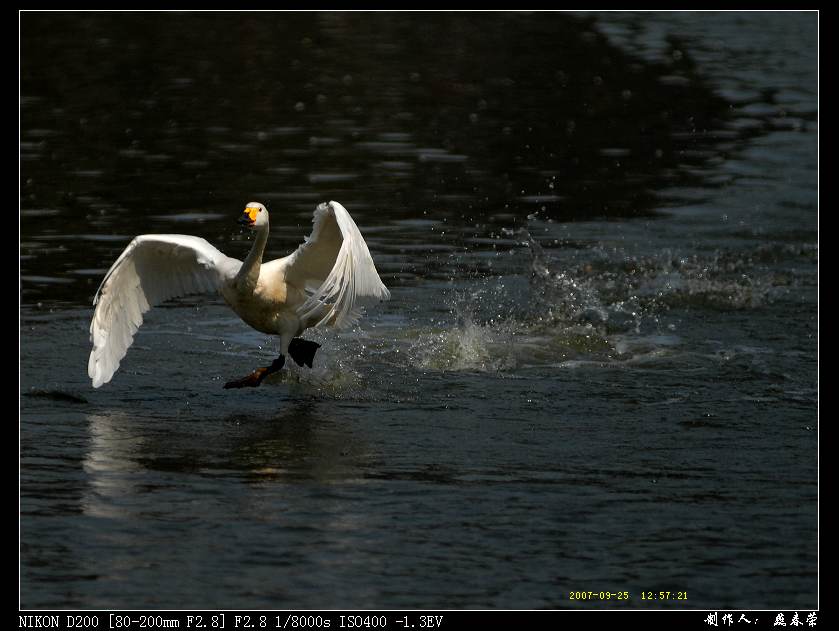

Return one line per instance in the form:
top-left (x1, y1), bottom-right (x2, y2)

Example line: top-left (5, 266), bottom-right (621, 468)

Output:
top-left (262, 223), bottom-right (805, 400)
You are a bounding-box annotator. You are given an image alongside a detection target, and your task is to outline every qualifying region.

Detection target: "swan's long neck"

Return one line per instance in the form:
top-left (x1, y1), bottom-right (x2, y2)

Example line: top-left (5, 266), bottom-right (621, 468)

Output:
top-left (235, 219), bottom-right (269, 294)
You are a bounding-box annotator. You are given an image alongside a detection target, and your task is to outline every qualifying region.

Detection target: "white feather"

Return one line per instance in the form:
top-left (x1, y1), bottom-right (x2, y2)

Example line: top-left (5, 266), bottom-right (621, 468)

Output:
top-left (285, 201), bottom-right (390, 328)
top-left (88, 235), bottom-right (240, 388)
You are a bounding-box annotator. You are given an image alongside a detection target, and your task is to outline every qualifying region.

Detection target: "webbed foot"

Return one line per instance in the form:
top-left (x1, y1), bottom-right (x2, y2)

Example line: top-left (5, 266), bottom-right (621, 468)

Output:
top-left (288, 338), bottom-right (321, 368)
top-left (223, 368), bottom-right (268, 389)
top-left (223, 355), bottom-right (286, 389)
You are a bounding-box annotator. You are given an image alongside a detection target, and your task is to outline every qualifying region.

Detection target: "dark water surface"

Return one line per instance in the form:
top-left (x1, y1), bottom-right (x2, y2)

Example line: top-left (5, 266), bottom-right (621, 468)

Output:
top-left (21, 12), bottom-right (818, 609)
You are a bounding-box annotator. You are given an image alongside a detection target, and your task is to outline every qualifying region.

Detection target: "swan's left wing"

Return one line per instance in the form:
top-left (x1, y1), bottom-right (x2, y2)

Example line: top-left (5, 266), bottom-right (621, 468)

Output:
top-left (283, 201), bottom-right (390, 328)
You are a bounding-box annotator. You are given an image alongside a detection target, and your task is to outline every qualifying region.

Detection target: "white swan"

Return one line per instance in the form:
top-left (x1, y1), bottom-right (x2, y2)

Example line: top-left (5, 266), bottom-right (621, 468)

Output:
top-left (87, 201), bottom-right (390, 389)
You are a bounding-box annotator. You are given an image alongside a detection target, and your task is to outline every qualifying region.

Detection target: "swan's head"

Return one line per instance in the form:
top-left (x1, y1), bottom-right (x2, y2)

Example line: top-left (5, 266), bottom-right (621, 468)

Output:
top-left (238, 202), bottom-right (268, 229)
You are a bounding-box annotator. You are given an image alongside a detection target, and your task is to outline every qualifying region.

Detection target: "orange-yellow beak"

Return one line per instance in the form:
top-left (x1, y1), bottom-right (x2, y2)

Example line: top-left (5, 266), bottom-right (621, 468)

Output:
top-left (238, 206), bottom-right (258, 227)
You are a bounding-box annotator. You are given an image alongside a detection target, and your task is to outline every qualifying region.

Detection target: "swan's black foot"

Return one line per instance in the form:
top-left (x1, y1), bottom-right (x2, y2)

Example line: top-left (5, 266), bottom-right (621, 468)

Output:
top-left (223, 355), bottom-right (285, 389)
top-left (288, 338), bottom-right (321, 368)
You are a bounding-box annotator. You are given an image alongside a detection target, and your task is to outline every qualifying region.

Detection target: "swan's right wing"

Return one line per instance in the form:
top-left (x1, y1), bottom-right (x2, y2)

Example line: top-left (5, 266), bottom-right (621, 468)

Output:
top-left (88, 234), bottom-right (241, 388)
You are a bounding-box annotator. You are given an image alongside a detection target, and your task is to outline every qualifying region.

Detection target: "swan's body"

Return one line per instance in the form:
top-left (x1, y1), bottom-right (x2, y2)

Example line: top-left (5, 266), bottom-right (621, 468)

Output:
top-left (88, 201), bottom-right (390, 388)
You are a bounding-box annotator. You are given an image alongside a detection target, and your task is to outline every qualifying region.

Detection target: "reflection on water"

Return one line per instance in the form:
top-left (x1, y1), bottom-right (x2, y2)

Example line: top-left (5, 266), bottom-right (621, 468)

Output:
top-left (81, 401), bottom-right (361, 520)
top-left (21, 11), bottom-right (816, 610)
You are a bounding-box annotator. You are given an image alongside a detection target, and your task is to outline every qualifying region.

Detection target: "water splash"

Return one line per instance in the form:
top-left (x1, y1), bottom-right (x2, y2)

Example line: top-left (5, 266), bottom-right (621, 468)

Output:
top-left (255, 224), bottom-right (798, 391)
top-left (409, 308), bottom-right (517, 373)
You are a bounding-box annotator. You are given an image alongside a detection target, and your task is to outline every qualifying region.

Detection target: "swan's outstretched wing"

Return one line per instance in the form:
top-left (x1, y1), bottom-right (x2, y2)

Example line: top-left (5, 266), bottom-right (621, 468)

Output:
top-left (88, 234), bottom-right (241, 388)
top-left (284, 201), bottom-right (390, 328)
